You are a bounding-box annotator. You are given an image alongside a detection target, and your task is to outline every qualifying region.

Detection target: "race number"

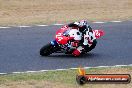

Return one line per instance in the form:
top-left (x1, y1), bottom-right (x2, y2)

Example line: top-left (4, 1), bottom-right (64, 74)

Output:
top-left (56, 33), bottom-right (63, 41)
top-left (94, 30), bottom-right (101, 37)
top-left (93, 30), bottom-right (105, 39)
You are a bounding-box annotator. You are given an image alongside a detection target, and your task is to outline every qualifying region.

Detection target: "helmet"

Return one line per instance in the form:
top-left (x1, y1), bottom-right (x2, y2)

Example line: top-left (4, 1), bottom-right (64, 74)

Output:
top-left (79, 20), bottom-right (88, 27)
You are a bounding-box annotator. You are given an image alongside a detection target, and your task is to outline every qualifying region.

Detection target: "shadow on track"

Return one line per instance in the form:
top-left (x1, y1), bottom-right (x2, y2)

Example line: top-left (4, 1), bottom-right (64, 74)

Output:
top-left (40, 52), bottom-right (101, 59)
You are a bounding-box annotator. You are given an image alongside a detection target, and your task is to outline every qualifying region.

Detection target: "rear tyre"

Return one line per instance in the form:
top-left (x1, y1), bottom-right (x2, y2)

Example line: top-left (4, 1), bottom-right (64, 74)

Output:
top-left (88, 39), bottom-right (97, 52)
top-left (40, 43), bottom-right (54, 56)
top-left (84, 39), bottom-right (97, 53)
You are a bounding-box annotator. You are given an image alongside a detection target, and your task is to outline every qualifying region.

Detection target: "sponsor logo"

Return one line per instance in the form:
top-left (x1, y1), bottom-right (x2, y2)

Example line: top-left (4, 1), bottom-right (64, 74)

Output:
top-left (76, 67), bottom-right (131, 85)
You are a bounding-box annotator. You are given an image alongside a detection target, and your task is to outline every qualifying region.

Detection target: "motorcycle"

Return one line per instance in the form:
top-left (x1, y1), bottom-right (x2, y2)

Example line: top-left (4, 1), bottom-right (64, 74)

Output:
top-left (40, 25), bottom-right (104, 56)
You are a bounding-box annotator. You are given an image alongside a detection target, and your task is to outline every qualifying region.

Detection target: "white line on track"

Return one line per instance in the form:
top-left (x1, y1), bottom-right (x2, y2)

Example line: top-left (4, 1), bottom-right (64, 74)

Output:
top-left (37, 25), bottom-right (48, 27)
top-left (12, 72), bottom-right (26, 74)
top-left (92, 22), bottom-right (106, 23)
top-left (19, 26), bottom-right (31, 28)
top-left (0, 64), bottom-right (132, 75)
top-left (115, 65), bottom-right (128, 67)
top-left (0, 73), bottom-right (7, 75)
top-left (53, 24), bottom-right (64, 25)
top-left (84, 67), bottom-right (91, 69)
top-left (70, 68), bottom-right (78, 70)
top-left (56, 69), bottom-right (68, 71)
top-left (97, 66), bottom-right (110, 68)
top-left (110, 21), bottom-right (122, 22)
top-left (40, 70), bottom-right (49, 72)
top-left (129, 64), bottom-right (132, 66)
top-left (25, 71), bottom-right (39, 73)
top-left (0, 20), bottom-right (131, 29)
top-left (0, 27), bottom-right (10, 29)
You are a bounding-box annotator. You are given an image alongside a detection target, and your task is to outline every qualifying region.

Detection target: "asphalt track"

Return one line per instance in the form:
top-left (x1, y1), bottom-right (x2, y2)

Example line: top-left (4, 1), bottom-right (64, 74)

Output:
top-left (0, 21), bottom-right (132, 73)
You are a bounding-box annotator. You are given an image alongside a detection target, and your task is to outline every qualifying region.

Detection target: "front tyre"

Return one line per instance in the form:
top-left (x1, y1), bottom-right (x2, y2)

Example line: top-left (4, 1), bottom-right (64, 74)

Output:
top-left (40, 43), bottom-right (54, 56)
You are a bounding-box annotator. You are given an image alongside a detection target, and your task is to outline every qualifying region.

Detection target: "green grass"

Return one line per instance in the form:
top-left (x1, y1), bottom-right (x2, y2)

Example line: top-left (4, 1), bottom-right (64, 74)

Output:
top-left (0, 66), bottom-right (132, 85)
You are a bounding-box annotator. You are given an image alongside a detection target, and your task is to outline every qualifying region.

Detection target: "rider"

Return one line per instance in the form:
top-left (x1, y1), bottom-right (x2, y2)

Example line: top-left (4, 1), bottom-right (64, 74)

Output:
top-left (67, 20), bottom-right (94, 56)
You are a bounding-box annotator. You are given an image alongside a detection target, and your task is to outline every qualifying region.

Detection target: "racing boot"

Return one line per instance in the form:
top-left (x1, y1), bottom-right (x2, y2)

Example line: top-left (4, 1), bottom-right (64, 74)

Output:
top-left (72, 46), bottom-right (84, 56)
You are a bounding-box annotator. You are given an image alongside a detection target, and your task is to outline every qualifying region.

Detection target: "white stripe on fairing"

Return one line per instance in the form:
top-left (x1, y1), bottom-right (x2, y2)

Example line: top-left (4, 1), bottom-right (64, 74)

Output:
top-left (37, 25), bottom-right (48, 26)
top-left (93, 22), bottom-right (106, 23)
top-left (110, 21), bottom-right (122, 22)
top-left (0, 27), bottom-right (10, 28)
top-left (53, 24), bottom-right (64, 25)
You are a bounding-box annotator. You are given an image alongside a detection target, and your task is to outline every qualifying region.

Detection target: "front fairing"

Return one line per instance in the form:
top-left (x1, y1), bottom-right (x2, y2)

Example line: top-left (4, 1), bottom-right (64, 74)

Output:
top-left (55, 25), bottom-right (70, 45)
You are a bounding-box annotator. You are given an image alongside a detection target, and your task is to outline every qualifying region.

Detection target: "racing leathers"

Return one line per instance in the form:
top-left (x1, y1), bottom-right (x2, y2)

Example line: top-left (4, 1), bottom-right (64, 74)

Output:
top-left (67, 20), bottom-right (95, 56)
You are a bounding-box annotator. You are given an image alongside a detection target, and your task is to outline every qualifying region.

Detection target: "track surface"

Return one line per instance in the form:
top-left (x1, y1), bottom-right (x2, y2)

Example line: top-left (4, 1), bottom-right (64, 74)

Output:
top-left (0, 21), bottom-right (132, 73)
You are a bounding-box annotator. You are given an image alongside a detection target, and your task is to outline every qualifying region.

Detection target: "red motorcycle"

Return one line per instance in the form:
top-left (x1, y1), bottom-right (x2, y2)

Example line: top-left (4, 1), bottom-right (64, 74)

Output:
top-left (40, 25), bottom-right (104, 56)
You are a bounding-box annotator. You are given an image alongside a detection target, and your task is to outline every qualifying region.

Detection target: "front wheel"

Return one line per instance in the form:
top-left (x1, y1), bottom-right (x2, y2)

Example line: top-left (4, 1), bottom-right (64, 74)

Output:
top-left (40, 43), bottom-right (54, 56)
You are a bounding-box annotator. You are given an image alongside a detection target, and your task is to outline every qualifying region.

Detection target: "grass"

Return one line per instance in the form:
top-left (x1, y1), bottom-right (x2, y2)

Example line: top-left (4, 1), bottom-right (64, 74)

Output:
top-left (0, 0), bottom-right (132, 26)
top-left (0, 66), bottom-right (132, 88)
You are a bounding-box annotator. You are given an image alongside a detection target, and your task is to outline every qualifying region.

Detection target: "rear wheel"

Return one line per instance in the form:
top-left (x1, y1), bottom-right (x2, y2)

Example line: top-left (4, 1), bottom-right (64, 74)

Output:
top-left (84, 39), bottom-right (97, 53)
top-left (88, 39), bottom-right (97, 52)
top-left (40, 43), bottom-right (54, 56)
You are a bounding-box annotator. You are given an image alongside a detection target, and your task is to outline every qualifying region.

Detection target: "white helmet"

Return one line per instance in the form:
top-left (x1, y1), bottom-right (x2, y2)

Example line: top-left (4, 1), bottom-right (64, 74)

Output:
top-left (79, 20), bottom-right (88, 27)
